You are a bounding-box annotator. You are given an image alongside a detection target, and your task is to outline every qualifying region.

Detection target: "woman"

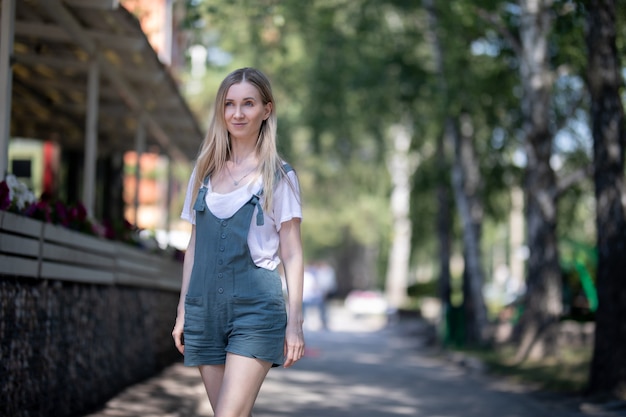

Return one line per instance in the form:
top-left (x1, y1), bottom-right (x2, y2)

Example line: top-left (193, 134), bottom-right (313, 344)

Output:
top-left (172, 67), bottom-right (305, 417)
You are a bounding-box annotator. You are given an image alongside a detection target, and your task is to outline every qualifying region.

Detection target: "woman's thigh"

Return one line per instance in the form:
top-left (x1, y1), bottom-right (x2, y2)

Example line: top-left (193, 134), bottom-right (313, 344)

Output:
top-left (209, 353), bottom-right (272, 417)
top-left (198, 364), bottom-right (225, 412)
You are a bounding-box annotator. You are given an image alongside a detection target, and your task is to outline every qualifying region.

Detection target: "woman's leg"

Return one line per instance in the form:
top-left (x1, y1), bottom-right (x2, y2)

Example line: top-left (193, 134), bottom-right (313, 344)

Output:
top-left (200, 353), bottom-right (272, 417)
top-left (198, 364), bottom-right (225, 412)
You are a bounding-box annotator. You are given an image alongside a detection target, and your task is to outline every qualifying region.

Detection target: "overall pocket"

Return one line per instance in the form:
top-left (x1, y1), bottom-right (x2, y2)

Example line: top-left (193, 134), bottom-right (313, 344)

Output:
top-left (232, 297), bottom-right (286, 331)
top-left (183, 296), bottom-right (205, 335)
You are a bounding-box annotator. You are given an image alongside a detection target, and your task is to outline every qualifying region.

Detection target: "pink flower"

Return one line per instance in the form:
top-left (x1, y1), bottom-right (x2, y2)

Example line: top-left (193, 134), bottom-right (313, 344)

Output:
top-left (54, 200), bottom-right (69, 226)
top-left (24, 200), bottom-right (52, 223)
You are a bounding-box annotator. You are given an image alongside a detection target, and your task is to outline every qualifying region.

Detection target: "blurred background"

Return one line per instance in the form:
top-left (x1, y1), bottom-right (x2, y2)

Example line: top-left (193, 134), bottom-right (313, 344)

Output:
top-left (1, 0), bottom-right (625, 414)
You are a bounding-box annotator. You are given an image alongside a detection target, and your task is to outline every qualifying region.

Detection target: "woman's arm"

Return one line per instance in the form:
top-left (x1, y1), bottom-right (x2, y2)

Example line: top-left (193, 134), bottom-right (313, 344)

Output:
top-left (172, 226), bottom-right (196, 354)
top-left (279, 218), bottom-right (305, 368)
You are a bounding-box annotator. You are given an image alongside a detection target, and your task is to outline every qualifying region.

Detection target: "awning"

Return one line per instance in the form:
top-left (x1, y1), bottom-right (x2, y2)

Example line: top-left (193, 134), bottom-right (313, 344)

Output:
top-left (3, 0), bottom-right (203, 163)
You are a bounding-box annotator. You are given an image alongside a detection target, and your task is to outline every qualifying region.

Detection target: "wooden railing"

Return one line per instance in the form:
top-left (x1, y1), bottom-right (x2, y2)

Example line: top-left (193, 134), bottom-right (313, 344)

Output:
top-left (0, 210), bottom-right (182, 291)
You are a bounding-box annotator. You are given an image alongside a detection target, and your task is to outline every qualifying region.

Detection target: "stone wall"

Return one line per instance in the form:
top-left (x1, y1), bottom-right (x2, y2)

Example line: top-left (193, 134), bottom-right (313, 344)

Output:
top-left (0, 275), bottom-right (181, 417)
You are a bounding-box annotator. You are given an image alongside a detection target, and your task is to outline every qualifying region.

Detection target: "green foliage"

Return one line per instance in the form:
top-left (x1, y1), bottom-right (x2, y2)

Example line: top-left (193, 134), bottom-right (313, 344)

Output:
top-left (406, 280), bottom-right (438, 298)
top-left (177, 0), bottom-right (611, 298)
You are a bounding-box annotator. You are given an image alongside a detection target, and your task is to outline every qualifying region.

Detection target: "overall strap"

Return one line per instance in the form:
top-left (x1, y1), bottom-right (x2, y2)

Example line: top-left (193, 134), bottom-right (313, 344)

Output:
top-left (282, 163), bottom-right (294, 175)
top-left (192, 176), bottom-right (210, 212)
top-left (253, 164), bottom-right (294, 226)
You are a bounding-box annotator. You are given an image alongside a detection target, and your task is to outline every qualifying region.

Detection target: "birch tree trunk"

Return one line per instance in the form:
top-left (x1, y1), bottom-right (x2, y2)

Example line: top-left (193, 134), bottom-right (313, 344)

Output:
top-left (436, 134), bottom-right (452, 314)
top-left (509, 187), bottom-right (526, 297)
top-left (514, 0), bottom-right (563, 361)
top-left (448, 115), bottom-right (489, 345)
top-left (424, 0), bottom-right (485, 344)
top-left (385, 122), bottom-right (418, 308)
top-left (586, 0), bottom-right (626, 396)
top-left (423, 0), bottom-right (452, 327)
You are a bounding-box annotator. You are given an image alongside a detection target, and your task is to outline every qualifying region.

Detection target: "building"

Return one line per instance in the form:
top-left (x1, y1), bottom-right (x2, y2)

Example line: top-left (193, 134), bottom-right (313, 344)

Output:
top-left (0, 0), bottom-right (202, 243)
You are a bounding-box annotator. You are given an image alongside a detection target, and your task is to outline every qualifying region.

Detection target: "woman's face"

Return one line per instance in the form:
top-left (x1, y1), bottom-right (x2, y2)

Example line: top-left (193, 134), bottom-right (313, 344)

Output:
top-left (224, 81), bottom-right (272, 142)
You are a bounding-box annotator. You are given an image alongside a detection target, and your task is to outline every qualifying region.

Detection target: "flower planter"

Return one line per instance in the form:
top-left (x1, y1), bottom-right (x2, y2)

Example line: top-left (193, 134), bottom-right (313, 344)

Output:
top-left (0, 210), bottom-right (181, 291)
top-left (0, 210), bottom-right (42, 277)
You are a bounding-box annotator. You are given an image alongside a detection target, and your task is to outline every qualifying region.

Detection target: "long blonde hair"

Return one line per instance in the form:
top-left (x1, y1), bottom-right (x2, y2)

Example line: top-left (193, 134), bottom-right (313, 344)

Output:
top-left (191, 67), bottom-right (288, 213)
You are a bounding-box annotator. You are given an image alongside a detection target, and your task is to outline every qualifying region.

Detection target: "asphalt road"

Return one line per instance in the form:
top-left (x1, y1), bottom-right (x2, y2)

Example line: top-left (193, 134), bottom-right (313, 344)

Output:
top-left (85, 304), bottom-right (626, 417)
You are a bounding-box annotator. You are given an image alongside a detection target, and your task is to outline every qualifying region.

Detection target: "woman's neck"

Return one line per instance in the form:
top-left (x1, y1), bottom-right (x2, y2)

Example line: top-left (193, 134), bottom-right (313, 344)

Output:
top-left (229, 142), bottom-right (257, 165)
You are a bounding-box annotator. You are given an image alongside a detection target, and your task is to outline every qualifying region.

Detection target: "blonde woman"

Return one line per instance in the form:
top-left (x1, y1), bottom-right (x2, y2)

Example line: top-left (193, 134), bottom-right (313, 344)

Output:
top-left (172, 67), bottom-right (305, 416)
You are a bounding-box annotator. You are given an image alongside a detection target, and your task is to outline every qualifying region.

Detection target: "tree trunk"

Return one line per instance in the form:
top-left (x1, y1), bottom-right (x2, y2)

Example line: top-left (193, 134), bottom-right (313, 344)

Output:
top-left (423, 0), bottom-right (452, 337)
top-left (508, 186), bottom-right (526, 298)
top-left (385, 122), bottom-right (418, 308)
top-left (436, 133), bottom-right (452, 312)
top-left (448, 115), bottom-right (489, 345)
top-left (514, 0), bottom-right (562, 361)
top-left (586, 0), bottom-right (626, 396)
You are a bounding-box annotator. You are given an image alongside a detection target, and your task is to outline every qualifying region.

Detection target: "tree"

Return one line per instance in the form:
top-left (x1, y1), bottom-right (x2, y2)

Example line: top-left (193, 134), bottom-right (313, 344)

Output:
top-left (475, 0), bottom-right (594, 358)
top-left (424, 0), bottom-right (490, 345)
top-left (586, 0), bottom-right (626, 397)
top-left (515, 0), bottom-right (564, 361)
top-left (486, 0), bottom-right (564, 360)
top-left (295, 1), bottom-right (403, 294)
top-left (424, 0), bottom-right (529, 346)
top-left (449, 114), bottom-right (490, 345)
top-left (386, 121), bottom-right (420, 307)
top-left (179, 1), bottom-right (594, 333)
top-left (422, 0), bottom-right (453, 334)
top-left (293, 1), bottom-right (434, 300)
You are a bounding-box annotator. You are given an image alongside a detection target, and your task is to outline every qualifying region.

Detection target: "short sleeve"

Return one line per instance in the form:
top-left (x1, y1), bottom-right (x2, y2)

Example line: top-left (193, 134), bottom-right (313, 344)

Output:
top-left (272, 169), bottom-right (302, 231)
top-left (180, 167), bottom-right (197, 224)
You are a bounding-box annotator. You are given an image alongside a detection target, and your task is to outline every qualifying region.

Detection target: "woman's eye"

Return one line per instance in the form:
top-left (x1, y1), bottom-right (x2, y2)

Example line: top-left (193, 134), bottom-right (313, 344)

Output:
top-left (244, 101), bottom-right (253, 106)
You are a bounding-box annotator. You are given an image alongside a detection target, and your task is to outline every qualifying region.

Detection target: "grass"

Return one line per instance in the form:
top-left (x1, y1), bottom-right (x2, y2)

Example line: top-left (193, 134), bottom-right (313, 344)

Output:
top-left (454, 344), bottom-right (593, 393)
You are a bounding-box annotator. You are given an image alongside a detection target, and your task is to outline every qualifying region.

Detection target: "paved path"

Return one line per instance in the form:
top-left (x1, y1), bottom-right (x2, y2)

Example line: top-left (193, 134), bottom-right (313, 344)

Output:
top-left (85, 305), bottom-right (625, 417)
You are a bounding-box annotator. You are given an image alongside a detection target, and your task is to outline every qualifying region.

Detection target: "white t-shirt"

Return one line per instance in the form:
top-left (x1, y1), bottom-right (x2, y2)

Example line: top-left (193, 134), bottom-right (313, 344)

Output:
top-left (181, 166), bottom-right (302, 270)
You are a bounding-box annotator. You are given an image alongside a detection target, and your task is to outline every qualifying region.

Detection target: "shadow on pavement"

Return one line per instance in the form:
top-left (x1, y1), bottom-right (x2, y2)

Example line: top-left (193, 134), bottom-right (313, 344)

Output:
top-left (85, 305), bottom-right (607, 417)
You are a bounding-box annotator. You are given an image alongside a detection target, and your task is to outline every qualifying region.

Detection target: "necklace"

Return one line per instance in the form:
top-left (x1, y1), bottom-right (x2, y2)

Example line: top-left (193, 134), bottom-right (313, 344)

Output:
top-left (226, 163), bottom-right (257, 186)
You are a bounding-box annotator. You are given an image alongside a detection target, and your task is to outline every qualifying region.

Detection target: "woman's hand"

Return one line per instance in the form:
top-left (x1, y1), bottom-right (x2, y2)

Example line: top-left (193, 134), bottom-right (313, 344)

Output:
top-left (283, 320), bottom-right (305, 367)
top-left (172, 313), bottom-right (185, 355)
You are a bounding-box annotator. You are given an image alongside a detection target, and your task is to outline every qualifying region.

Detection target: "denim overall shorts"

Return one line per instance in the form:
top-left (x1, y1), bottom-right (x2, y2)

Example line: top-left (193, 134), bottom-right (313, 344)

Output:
top-left (183, 170), bottom-right (290, 367)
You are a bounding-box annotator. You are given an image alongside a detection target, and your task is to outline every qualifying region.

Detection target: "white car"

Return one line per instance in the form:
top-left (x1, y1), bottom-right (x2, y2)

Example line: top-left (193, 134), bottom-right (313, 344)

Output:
top-left (344, 290), bottom-right (389, 315)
